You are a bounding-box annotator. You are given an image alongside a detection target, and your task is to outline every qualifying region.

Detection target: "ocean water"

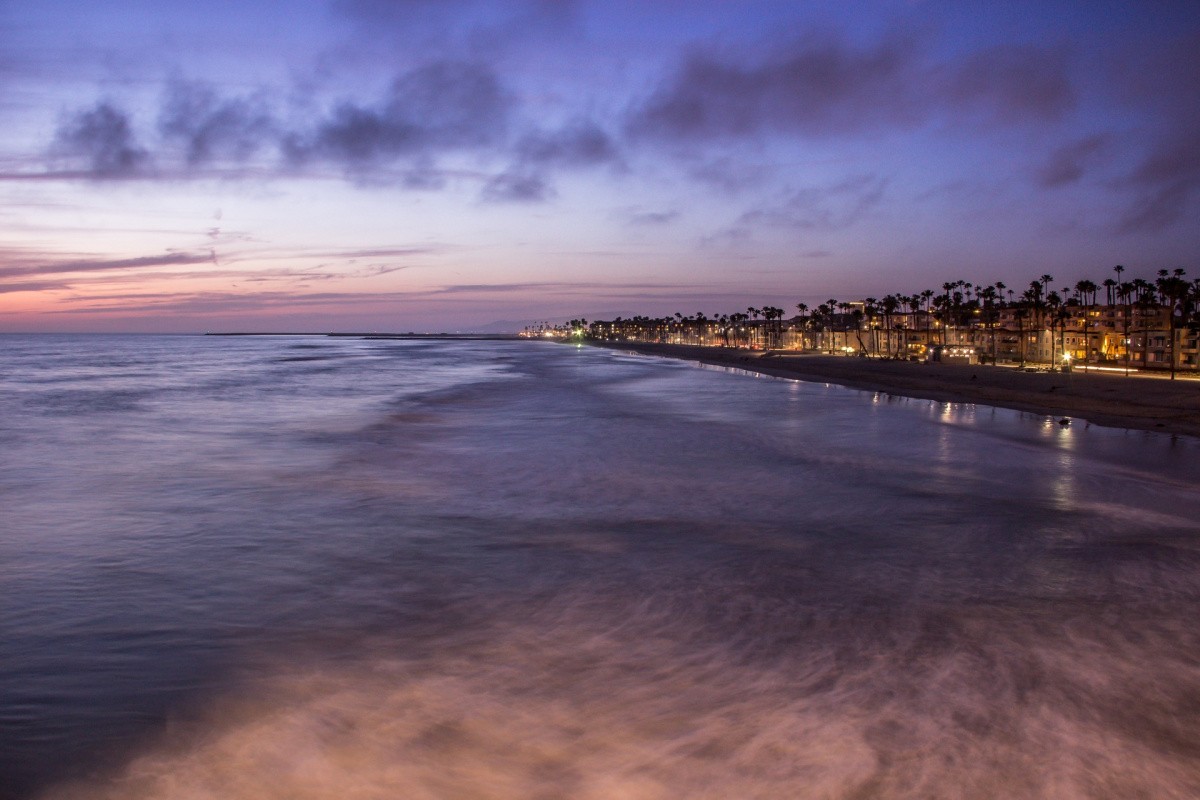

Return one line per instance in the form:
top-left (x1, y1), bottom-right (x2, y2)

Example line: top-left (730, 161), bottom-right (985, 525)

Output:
top-left (2, 334), bottom-right (1200, 799)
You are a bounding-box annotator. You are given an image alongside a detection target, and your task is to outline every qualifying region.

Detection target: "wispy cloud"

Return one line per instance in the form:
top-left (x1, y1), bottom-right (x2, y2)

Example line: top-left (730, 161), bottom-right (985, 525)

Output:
top-left (0, 250), bottom-right (215, 280)
top-left (943, 44), bottom-right (1074, 123)
top-left (625, 209), bottom-right (680, 226)
top-left (1037, 135), bottom-right (1108, 188)
top-left (739, 174), bottom-right (889, 231)
top-left (1113, 31), bottom-right (1200, 233)
top-left (480, 171), bottom-right (552, 203)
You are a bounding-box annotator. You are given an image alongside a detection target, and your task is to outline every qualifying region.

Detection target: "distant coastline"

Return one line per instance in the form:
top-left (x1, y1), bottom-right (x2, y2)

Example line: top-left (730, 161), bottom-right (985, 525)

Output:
top-left (205, 332), bottom-right (523, 340)
top-left (589, 340), bottom-right (1200, 439)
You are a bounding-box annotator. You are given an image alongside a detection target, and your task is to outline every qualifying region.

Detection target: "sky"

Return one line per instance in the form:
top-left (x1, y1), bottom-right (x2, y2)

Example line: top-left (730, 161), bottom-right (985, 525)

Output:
top-left (0, 0), bottom-right (1197, 332)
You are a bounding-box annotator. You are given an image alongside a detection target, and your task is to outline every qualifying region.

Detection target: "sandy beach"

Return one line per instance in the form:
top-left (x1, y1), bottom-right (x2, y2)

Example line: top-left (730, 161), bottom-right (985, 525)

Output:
top-left (590, 341), bottom-right (1200, 438)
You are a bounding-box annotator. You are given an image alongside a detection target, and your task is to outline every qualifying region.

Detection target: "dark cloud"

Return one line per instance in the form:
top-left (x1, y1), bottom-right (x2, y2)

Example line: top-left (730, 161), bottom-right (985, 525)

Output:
top-left (480, 171), bottom-right (552, 202)
top-left (1119, 134), bottom-right (1200, 232)
top-left (51, 103), bottom-right (149, 177)
top-left (515, 120), bottom-right (619, 167)
top-left (628, 35), bottom-right (920, 140)
top-left (475, 119), bottom-right (619, 201)
top-left (288, 61), bottom-right (509, 167)
top-left (158, 80), bottom-right (276, 166)
top-left (1037, 134), bottom-right (1107, 187)
top-left (945, 44), bottom-right (1074, 122)
top-left (46, 61), bottom-right (512, 186)
top-left (0, 251), bottom-right (215, 280)
top-left (740, 174), bottom-right (888, 231)
top-left (628, 35), bottom-right (1076, 142)
top-left (1113, 32), bottom-right (1200, 232)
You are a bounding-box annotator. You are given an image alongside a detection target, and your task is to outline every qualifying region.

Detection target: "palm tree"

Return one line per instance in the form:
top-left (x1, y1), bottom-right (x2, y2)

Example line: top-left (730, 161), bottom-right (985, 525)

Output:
top-left (1156, 268), bottom-right (1190, 379)
top-left (977, 284), bottom-right (999, 364)
top-left (1115, 267), bottom-right (1131, 374)
top-left (905, 294), bottom-right (924, 359)
top-left (1046, 290), bottom-right (1064, 366)
top-left (1131, 278), bottom-right (1155, 370)
top-left (1072, 279), bottom-right (1098, 369)
top-left (795, 303), bottom-right (809, 350)
top-left (817, 300), bottom-right (838, 353)
top-left (717, 314), bottom-right (731, 347)
top-left (939, 282), bottom-right (955, 344)
top-left (760, 306), bottom-right (776, 349)
top-left (880, 294), bottom-right (900, 357)
top-left (862, 297), bottom-right (879, 355)
top-left (792, 303), bottom-right (811, 350)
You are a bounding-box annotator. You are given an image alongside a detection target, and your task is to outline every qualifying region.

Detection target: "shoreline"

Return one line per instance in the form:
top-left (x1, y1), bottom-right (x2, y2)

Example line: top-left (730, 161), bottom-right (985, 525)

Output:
top-left (588, 341), bottom-right (1200, 439)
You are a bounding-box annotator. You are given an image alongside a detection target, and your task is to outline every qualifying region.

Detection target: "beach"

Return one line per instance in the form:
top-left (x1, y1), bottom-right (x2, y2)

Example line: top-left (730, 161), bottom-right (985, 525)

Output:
top-left (589, 341), bottom-right (1200, 438)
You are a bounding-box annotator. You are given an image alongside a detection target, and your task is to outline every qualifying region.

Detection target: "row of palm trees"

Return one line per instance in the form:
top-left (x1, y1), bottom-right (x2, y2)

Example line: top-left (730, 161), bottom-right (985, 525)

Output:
top-left (569, 265), bottom-right (1199, 377)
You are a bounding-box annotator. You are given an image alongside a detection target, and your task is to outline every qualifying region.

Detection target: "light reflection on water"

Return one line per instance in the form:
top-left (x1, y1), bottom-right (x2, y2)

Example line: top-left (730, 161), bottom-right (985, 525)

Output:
top-left (2, 335), bottom-right (1200, 799)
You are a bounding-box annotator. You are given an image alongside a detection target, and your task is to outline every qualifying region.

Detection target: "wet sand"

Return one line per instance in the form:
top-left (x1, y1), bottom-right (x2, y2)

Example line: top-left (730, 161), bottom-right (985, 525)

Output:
top-left (590, 341), bottom-right (1200, 438)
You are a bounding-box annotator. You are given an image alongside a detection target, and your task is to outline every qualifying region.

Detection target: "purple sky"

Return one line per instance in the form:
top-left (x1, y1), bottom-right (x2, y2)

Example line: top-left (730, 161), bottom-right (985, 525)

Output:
top-left (1, 0), bottom-right (1197, 332)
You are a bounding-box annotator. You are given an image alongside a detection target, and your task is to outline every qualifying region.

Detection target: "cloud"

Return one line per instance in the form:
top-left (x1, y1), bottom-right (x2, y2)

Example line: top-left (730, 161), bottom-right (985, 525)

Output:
top-left (480, 171), bottom-right (552, 202)
top-left (627, 35), bottom-right (921, 140)
top-left (287, 61), bottom-right (510, 167)
top-left (158, 80), bottom-right (276, 166)
top-left (739, 174), bottom-right (888, 231)
top-left (47, 290), bottom-right (407, 315)
top-left (430, 282), bottom-right (561, 294)
top-left (1037, 134), bottom-right (1107, 187)
top-left (424, 280), bottom-right (689, 296)
top-left (687, 158), bottom-right (771, 193)
top-left (627, 35), bottom-right (1076, 143)
top-left (944, 44), bottom-right (1074, 122)
top-left (45, 279), bottom-right (683, 316)
top-left (1112, 31), bottom-right (1200, 232)
top-left (42, 62), bottom-right (514, 187)
top-left (626, 209), bottom-right (680, 226)
top-left (0, 250), bottom-right (215, 280)
top-left (0, 280), bottom-right (66, 294)
top-left (332, 0), bottom-right (581, 51)
top-left (314, 246), bottom-right (438, 260)
top-left (51, 103), bottom-right (149, 177)
top-left (1119, 134), bottom-right (1200, 233)
top-left (515, 120), bottom-right (619, 168)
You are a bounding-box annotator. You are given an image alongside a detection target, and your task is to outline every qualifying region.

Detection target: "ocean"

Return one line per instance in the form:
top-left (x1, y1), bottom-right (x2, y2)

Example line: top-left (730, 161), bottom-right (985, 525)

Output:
top-left (2, 334), bottom-right (1199, 799)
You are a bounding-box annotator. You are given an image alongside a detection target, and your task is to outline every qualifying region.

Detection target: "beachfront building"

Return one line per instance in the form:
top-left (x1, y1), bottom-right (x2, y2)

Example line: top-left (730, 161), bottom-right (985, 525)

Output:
top-left (581, 271), bottom-right (1199, 375)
